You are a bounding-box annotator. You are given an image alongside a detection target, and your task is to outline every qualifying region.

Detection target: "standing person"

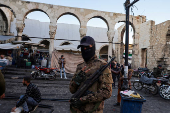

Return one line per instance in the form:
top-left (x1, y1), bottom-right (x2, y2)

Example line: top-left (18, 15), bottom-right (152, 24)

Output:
top-left (114, 69), bottom-right (133, 106)
top-left (69, 36), bottom-right (113, 113)
top-left (0, 70), bottom-right (5, 99)
top-left (58, 55), bottom-right (67, 79)
top-left (111, 63), bottom-right (120, 88)
top-left (117, 63), bottom-right (121, 82)
top-left (11, 76), bottom-right (41, 113)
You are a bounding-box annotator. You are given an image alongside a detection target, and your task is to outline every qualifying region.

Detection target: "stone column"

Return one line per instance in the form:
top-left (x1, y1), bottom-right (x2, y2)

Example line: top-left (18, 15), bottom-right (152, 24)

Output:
top-left (15, 20), bottom-right (25, 41)
top-left (107, 31), bottom-right (114, 61)
top-left (79, 27), bottom-right (87, 39)
top-left (48, 24), bottom-right (57, 68)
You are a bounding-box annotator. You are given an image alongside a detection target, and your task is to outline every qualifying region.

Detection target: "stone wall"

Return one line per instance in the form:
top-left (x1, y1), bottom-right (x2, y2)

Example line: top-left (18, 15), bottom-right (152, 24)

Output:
top-left (147, 20), bottom-right (170, 71)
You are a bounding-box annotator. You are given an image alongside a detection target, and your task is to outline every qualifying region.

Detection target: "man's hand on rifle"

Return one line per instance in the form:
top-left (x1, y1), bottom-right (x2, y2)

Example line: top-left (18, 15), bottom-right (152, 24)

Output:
top-left (73, 66), bottom-right (90, 86)
top-left (70, 98), bottom-right (83, 108)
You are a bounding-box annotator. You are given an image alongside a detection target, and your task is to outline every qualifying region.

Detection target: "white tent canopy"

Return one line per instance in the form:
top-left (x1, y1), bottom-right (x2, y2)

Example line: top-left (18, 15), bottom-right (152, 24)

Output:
top-left (0, 43), bottom-right (22, 49)
top-left (12, 41), bottom-right (33, 44)
top-left (0, 35), bottom-right (15, 41)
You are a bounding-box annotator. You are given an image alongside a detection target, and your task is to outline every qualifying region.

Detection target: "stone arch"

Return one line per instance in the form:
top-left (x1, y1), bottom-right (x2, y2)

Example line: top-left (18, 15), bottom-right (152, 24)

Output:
top-left (0, 9), bottom-right (8, 34)
top-left (59, 41), bottom-right (72, 46)
top-left (115, 21), bottom-right (135, 64)
top-left (23, 9), bottom-right (50, 21)
top-left (0, 4), bottom-right (16, 18)
top-left (57, 12), bottom-right (81, 26)
top-left (86, 15), bottom-right (110, 30)
top-left (99, 44), bottom-right (114, 59)
top-left (118, 21), bottom-right (136, 34)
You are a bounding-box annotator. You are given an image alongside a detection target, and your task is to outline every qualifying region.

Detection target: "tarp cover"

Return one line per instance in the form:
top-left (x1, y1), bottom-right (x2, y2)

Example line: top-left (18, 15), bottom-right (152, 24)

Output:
top-left (0, 43), bottom-right (22, 49)
top-left (139, 75), bottom-right (155, 84)
top-left (55, 44), bottom-right (80, 52)
top-left (0, 35), bottom-right (14, 41)
top-left (51, 50), bottom-right (84, 74)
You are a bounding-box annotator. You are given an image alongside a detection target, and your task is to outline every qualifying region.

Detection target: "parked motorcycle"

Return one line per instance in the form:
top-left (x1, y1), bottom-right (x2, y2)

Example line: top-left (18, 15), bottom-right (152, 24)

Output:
top-left (133, 74), bottom-right (159, 95)
top-left (159, 75), bottom-right (170, 100)
top-left (138, 71), bottom-right (153, 78)
top-left (31, 66), bottom-right (59, 80)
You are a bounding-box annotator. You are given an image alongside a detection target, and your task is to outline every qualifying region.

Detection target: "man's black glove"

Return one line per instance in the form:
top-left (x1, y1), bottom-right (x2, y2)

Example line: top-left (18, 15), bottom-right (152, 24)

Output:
top-left (70, 98), bottom-right (83, 108)
top-left (73, 70), bottom-right (86, 85)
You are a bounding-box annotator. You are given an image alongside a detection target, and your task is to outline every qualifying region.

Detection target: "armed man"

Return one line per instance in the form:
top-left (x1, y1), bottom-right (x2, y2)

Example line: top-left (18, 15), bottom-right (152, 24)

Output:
top-left (69, 36), bottom-right (113, 113)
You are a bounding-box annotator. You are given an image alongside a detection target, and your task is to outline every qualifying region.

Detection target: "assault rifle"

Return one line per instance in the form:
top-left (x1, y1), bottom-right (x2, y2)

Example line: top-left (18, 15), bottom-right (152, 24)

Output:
top-left (71, 56), bottom-right (115, 99)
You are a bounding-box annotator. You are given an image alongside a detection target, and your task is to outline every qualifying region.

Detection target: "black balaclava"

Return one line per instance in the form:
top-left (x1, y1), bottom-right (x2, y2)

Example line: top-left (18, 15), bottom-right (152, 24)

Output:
top-left (81, 45), bottom-right (95, 62)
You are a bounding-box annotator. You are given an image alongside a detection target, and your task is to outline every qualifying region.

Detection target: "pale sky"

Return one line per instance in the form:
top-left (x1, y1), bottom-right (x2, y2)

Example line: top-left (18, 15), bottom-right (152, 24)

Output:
top-left (22, 0), bottom-right (170, 43)
top-left (23, 0), bottom-right (170, 26)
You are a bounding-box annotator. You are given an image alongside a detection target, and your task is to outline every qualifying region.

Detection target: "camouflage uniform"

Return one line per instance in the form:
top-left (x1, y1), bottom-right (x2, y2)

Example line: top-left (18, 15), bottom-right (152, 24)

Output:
top-left (69, 56), bottom-right (113, 113)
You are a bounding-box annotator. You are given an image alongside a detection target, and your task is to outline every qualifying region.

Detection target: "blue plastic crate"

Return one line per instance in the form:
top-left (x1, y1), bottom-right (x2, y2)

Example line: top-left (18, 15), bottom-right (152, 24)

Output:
top-left (120, 94), bottom-right (146, 113)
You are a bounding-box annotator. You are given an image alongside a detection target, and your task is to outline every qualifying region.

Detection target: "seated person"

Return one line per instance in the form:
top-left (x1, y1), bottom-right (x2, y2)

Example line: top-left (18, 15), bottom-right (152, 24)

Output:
top-left (0, 55), bottom-right (8, 70)
top-left (11, 76), bottom-right (41, 113)
top-left (153, 65), bottom-right (163, 78)
top-left (6, 54), bottom-right (13, 65)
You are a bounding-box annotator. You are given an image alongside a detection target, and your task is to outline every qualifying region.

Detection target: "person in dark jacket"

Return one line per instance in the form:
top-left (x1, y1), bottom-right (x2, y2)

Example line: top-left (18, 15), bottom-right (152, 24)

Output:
top-left (111, 62), bottom-right (120, 88)
top-left (0, 70), bottom-right (5, 99)
top-left (153, 65), bottom-right (163, 78)
top-left (11, 76), bottom-right (41, 113)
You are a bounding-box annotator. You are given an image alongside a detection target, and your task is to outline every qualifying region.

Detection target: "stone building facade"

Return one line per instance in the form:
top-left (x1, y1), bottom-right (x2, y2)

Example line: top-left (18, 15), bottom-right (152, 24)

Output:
top-left (1, 0), bottom-right (169, 72)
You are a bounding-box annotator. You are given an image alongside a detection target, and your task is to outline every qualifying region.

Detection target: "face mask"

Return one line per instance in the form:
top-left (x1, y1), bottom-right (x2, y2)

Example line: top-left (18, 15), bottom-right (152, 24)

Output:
top-left (81, 45), bottom-right (95, 62)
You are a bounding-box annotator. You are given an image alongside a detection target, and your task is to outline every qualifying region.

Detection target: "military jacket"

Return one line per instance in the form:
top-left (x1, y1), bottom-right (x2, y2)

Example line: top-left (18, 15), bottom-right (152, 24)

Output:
top-left (69, 56), bottom-right (113, 113)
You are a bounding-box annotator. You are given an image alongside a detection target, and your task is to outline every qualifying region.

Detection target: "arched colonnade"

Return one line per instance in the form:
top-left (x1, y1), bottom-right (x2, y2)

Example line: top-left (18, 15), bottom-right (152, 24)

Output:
top-left (0, 0), bottom-right (146, 67)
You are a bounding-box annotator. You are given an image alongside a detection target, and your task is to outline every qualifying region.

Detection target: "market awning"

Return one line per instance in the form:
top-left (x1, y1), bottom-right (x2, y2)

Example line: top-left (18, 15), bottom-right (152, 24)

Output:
top-left (12, 41), bottom-right (32, 44)
top-left (0, 43), bottom-right (22, 49)
top-left (12, 41), bottom-right (45, 47)
top-left (0, 35), bottom-right (15, 41)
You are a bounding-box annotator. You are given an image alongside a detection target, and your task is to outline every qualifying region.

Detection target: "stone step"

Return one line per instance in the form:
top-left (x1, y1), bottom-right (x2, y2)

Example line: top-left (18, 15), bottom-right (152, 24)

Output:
top-left (4, 71), bottom-right (27, 75)
top-left (5, 67), bottom-right (34, 72)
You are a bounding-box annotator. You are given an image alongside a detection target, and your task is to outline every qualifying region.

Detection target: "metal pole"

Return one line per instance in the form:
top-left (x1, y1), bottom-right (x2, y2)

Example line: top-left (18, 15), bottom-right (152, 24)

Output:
top-left (125, 0), bottom-right (130, 71)
top-left (122, 0), bottom-right (139, 90)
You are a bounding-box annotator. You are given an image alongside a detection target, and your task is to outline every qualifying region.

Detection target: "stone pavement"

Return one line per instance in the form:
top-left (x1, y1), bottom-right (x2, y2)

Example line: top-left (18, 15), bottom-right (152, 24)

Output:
top-left (0, 71), bottom-right (170, 113)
